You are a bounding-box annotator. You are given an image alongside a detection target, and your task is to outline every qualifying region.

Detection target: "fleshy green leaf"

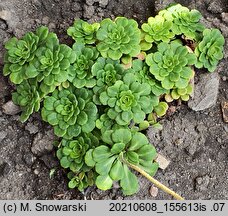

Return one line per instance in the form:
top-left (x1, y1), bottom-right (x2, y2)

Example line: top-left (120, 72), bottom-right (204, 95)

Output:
top-left (112, 129), bottom-right (132, 143)
top-left (96, 175), bottom-right (113, 191)
top-left (120, 165), bottom-right (139, 195)
top-left (95, 156), bottom-right (116, 175)
top-left (109, 160), bottom-right (124, 180)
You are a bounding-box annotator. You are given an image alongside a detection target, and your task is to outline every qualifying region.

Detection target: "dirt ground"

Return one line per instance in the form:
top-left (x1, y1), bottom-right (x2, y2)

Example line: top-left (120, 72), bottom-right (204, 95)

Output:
top-left (0, 0), bottom-right (227, 200)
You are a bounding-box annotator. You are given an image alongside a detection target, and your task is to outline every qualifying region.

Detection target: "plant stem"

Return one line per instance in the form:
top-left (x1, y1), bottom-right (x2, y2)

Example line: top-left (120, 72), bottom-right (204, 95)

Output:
top-left (121, 155), bottom-right (184, 200)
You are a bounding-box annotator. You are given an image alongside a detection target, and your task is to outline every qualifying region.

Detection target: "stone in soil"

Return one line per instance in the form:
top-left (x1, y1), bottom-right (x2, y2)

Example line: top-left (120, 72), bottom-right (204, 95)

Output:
top-left (155, 153), bottom-right (170, 170)
top-left (31, 130), bottom-right (55, 156)
top-left (188, 72), bottom-right (220, 111)
top-left (2, 100), bottom-right (21, 115)
top-left (221, 13), bottom-right (228, 24)
top-left (0, 10), bottom-right (11, 21)
top-left (25, 122), bottom-right (39, 134)
top-left (149, 185), bottom-right (158, 197)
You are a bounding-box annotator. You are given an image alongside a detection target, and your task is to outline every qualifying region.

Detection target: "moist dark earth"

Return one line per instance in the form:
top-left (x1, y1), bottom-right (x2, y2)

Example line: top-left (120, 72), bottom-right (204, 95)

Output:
top-left (0, 0), bottom-right (227, 200)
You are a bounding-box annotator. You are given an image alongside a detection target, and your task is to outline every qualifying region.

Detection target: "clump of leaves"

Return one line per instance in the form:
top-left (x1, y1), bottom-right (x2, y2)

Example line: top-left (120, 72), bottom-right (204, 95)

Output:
top-left (58, 138), bottom-right (89, 172)
top-left (195, 28), bottom-right (225, 72)
top-left (141, 15), bottom-right (174, 44)
top-left (41, 87), bottom-right (97, 139)
top-left (169, 84), bottom-right (193, 101)
top-left (57, 133), bottom-right (99, 172)
top-left (146, 41), bottom-right (196, 90)
top-left (154, 102), bottom-right (169, 117)
top-left (36, 38), bottom-right (76, 94)
top-left (68, 43), bottom-right (99, 88)
top-left (95, 113), bottom-right (125, 135)
top-left (99, 73), bottom-right (159, 125)
top-left (160, 4), bottom-right (205, 40)
top-left (96, 17), bottom-right (141, 60)
top-left (12, 79), bottom-right (40, 122)
top-left (3, 26), bottom-right (50, 84)
top-left (67, 171), bottom-right (96, 191)
top-left (67, 19), bottom-right (100, 44)
top-left (131, 59), bottom-right (168, 96)
top-left (85, 128), bottom-right (158, 195)
top-left (3, 4), bottom-right (225, 200)
top-left (92, 57), bottom-right (125, 104)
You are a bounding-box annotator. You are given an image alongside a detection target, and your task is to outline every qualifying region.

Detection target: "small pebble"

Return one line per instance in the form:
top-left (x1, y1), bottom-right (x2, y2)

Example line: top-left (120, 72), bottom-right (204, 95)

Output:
top-left (222, 76), bottom-right (227, 81)
top-left (34, 169), bottom-right (39, 175)
top-left (2, 101), bottom-right (21, 115)
top-left (155, 153), bottom-right (170, 170)
top-left (221, 12), bottom-right (228, 24)
top-left (0, 10), bottom-right (11, 21)
top-left (149, 186), bottom-right (158, 197)
top-left (42, 16), bottom-right (50, 25)
top-left (25, 122), bottom-right (39, 134)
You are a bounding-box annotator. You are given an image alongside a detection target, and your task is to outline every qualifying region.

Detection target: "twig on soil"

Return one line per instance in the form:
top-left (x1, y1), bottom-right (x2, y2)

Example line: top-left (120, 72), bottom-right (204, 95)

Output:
top-left (120, 154), bottom-right (184, 200)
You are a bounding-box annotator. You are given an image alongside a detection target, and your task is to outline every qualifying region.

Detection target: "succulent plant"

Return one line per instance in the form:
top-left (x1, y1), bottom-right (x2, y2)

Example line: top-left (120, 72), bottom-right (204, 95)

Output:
top-left (141, 15), bottom-right (174, 44)
top-left (195, 28), bottom-right (225, 72)
top-left (154, 102), bottom-right (169, 117)
top-left (160, 4), bottom-right (205, 40)
top-left (36, 38), bottom-right (76, 94)
top-left (57, 133), bottom-right (99, 172)
top-left (67, 19), bottom-right (100, 44)
top-left (170, 84), bottom-right (193, 101)
top-left (12, 79), bottom-right (40, 122)
top-left (131, 59), bottom-right (168, 96)
top-left (95, 112), bottom-right (127, 135)
top-left (3, 26), bottom-right (50, 84)
top-left (57, 138), bottom-right (89, 172)
top-left (96, 17), bottom-right (141, 60)
top-left (67, 171), bottom-right (96, 191)
top-left (146, 41), bottom-right (196, 90)
top-left (99, 73), bottom-right (159, 125)
top-left (41, 87), bottom-right (98, 139)
top-left (3, 5), bottom-right (226, 198)
top-left (68, 43), bottom-right (99, 88)
top-left (85, 128), bottom-right (158, 195)
top-left (92, 57), bottom-right (125, 104)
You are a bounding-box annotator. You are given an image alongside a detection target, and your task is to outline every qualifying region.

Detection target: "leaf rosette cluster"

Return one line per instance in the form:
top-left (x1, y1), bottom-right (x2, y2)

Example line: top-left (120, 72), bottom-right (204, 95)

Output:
top-left (36, 38), bottom-right (75, 94)
top-left (99, 74), bottom-right (159, 125)
top-left (57, 133), bottom-right (99, 172)
top-left (3, 5), bottom-right (226, 197)
top-left (92, 57), bottom-right (125, 104)
top-left (67, 19), bottom-right (100, 44)
top-left (160, 4), bottom-right (205, 39)
top-left (12, 79), bottom-right (40, 122)
top-left (85, 128), bottom-right (158, 195)
top-left (41, 87), bottom-right (97, 139)
top-left (3, 26), bottom-right (50, 84)
top-left (195, 29), bottom-right (225, 72)
top-left (141, 15), bottom-right (174, 44)
top-left (146, 41), bottom-right (196, 89)
top-left (68, 43), bottom-right (99, 88)
top-left (67, 171), bottom-right (96, 191)
top-left (96, 17), bottom-right (141, 60)
top-left (131, 59), bottom-right (168, 96)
